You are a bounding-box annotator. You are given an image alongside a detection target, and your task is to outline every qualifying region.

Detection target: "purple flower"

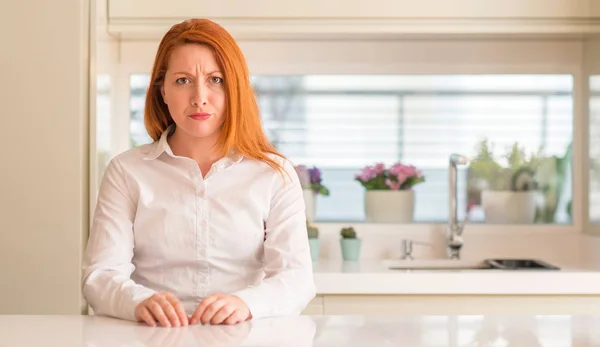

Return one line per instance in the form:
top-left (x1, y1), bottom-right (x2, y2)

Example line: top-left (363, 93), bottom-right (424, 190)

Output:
top-left (294, 165), bottom-right (311, 189)
top-left (308, 167), bottom-right (321, 185)
top-left (295, 164), bottom-right (330, 196)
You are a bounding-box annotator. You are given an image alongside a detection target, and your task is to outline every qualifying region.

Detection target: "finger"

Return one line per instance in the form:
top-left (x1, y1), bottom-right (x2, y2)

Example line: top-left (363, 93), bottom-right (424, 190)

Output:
top-left (156, 296), bottom-right (182, 327)
top-left (148, 301), bottom-right (171, 327)
top-left (138, 306), bottom-right (157, 327)
top-left (224, 311), bottom-right (243, 325)
top-left (165, 293), bottom-right (188, 327)
top-left (210, 304), bottom-right (236, 325)
top-left (200, 298), bottom-right (228, 325)
top-left (190, 294), bottom-right (220, 324)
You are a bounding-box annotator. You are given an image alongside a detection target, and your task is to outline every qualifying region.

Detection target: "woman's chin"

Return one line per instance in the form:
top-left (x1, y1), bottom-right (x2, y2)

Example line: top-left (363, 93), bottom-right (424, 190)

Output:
top-left (185, 126), bottom-right (221, 139)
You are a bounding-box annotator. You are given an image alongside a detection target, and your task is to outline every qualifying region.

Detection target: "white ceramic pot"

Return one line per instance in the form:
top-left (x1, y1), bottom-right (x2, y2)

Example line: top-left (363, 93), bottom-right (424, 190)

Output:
top-left (481, 190), bottom-right (537, 224)
top-left (364, 190), bottom-right (415, 223)
top-left (303, 189), bottom-right (316, 222)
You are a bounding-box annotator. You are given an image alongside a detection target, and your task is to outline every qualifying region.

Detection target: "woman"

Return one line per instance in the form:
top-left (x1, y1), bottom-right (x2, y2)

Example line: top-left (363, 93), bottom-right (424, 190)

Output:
top-left (82, 18), bottom-right (315, 328)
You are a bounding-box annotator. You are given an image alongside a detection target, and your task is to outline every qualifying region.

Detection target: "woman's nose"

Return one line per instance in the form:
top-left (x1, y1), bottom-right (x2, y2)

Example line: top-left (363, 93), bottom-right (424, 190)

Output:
top-left (191, 83), bottom-right (208, 106)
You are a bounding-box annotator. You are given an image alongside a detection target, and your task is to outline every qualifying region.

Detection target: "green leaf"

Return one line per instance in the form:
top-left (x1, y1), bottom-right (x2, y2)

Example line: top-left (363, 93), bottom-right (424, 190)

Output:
top-left (319, 186), bottom-right (330, 196)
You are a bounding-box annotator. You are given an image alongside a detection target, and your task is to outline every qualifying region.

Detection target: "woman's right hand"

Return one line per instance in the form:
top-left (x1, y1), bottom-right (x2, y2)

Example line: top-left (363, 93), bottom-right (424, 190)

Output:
top-left (135, 292), bottom-right (189, 327)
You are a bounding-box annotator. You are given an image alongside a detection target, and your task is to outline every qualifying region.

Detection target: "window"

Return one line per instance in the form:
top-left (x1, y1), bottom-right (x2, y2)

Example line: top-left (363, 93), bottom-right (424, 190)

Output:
top-left (95, 74), bottom-right (112, 189)
top-left (590, 75), bottom-right (600, 222)
top-left (128, 74), bottom-right (573, 224)
top-left (130, 74), bottom-right (153, 147)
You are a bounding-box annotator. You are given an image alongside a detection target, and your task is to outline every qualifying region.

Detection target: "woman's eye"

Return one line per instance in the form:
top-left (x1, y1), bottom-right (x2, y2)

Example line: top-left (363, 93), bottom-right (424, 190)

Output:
top-left (211, 76), bottom-right (224, 84)
top-left (175, 77), bottom-right (190, 85)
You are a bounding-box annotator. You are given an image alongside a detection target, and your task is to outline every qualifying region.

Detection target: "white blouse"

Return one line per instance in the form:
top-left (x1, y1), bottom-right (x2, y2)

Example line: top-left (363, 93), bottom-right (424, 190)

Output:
top-left (82, 127), bottom-right (316, 321)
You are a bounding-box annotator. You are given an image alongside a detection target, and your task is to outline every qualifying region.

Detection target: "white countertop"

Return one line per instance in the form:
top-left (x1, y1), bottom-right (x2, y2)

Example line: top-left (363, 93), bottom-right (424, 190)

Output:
top-left (2, 314), bottom-right (600, 346)
top-left (312, 259), bottom-right (600, 295)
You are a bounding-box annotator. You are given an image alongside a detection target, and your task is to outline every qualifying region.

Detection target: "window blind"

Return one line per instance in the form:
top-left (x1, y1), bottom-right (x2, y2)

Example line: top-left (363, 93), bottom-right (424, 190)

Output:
top-left (129, 74), bottom-right (574, 223)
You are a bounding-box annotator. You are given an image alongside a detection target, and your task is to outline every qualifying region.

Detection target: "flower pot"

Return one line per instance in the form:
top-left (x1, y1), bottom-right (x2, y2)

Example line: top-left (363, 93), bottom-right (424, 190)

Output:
top-left (340, 238), bottom-right (361, 261)
top-left (308, 238), bottom-right (320, 261)
top-left (303, 189), bottom-right (316, 222)
top-left (481, 190), bottom-right (538, 224)
top-left (364, 190), bottom-right (414, 223)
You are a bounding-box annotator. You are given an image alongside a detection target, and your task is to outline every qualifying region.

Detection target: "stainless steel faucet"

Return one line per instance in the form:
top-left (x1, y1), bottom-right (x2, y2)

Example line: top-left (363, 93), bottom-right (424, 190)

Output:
top-left (400, 239), bottom-right (433, 260)
top-left (447, 154), bottom-right (469, 259)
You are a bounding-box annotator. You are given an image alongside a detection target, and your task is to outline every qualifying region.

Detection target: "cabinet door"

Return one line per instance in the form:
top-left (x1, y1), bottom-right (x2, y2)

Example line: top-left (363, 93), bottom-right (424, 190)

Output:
top-left (107, 0), bottom-right (600, 39)
top-left (301, 296), bottom-right (324, 315)
top-left (323, 295), bottom-right (600, 315)
top-left (108, 0), bottom-right (596, 20)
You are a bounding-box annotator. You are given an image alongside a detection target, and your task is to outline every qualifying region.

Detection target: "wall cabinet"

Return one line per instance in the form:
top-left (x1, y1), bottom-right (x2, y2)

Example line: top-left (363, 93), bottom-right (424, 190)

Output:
top-left (109, 0), bottom-right (600, 19)
top-left (107, 0), bottom-right (600, 39)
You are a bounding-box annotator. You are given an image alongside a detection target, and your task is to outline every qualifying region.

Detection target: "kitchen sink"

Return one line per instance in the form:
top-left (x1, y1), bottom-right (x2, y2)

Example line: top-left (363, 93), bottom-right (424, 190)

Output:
top-left (385, 259), bottom-right (490, 270)
top-left (485, 258), bottom-right (560, 270)
top-left (385, 258), bottom-right (560, 271)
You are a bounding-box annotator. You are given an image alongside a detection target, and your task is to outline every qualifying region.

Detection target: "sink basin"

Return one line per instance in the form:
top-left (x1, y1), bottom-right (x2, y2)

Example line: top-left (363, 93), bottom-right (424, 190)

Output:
top-left (385, 259), bottom-right (491, 270)
top-left (486, 259), bottom-right (560, 270)
top-left (385, 258), bottom-right (560, 271)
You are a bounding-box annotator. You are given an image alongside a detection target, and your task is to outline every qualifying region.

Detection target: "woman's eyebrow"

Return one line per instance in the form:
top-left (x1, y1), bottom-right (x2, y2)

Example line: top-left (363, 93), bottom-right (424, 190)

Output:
top-left (170, 70), bottom-right (222, 75)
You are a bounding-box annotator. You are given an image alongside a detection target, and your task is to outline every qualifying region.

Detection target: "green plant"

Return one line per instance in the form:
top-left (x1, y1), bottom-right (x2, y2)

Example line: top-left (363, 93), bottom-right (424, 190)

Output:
top-left (535, 142), bottom-right (572, 222)
top-left (468, 139), bottom-right (572, 223)
top-left (510, 167), bottom-right (539, 191)
top-left (468, 139), bottom-right (544, 192)
top-left (307, 220), bottom-right (319, 239)
top-left (340, 226), bottom-right (357, 239)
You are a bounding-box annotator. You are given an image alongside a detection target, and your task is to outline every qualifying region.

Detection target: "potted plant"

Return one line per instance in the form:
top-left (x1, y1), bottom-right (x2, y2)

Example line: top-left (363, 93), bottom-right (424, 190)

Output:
top-left (468, 139), bottom-right (544, 224)
top-left (535, 142), bottom-right (572, 223)
top-left (355, 162), bottom-right (425, 222)
top-left (295, 165), bottom-right (330, 222)
top-left (340, 226), bottom-right (361, 261)
top-left (307, 220), bottom-right (320, 261)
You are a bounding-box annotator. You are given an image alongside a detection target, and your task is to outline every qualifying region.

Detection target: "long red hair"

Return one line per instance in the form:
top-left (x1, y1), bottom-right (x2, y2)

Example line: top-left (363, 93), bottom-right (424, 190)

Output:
top-left (144, 18), bottom-right (285, 173)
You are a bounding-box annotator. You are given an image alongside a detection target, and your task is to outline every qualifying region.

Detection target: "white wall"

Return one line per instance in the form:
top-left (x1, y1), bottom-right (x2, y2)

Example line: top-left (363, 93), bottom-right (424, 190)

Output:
top-left (0, 0), bottom-right (89, 313)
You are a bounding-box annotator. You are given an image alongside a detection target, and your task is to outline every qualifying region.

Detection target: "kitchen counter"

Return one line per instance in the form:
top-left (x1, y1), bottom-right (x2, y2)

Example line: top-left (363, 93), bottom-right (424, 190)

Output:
top-left (2, 314), bottom-right (600, 346)
top-left (312, 260), bottom-right (600, 295)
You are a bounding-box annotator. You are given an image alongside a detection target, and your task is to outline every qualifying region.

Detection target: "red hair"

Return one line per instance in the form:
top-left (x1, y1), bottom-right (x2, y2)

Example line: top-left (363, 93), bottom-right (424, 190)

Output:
top-left (144, 18), bottom-right (285, 173)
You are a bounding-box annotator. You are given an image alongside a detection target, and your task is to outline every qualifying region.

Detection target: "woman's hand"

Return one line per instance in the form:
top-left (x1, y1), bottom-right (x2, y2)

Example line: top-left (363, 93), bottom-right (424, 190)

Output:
top-left (189, 293), bottom-right (252, 325)
top-left (134, 292), bottom-right (189, 327)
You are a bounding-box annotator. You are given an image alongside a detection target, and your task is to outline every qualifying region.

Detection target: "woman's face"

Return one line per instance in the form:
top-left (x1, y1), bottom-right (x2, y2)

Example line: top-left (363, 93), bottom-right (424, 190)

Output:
top-left (161, 44), bottom-right (226, 140)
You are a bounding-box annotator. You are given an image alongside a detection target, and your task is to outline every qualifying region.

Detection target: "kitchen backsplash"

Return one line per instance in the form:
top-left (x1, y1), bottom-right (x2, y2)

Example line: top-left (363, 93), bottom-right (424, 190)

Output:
top-left (309, 223), bottom-right (586, 268)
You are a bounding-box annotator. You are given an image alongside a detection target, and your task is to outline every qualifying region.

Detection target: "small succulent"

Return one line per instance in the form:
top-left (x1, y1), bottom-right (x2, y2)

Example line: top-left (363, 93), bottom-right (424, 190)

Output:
top-left (307, 220), bottom-right (319, 239)
top-left (340, 226), bottom-right (357, 239)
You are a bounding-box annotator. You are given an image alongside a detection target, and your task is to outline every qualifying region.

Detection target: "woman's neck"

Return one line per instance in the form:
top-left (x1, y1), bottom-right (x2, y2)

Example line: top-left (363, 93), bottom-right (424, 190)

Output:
top-left (167, 127), bottom-right (223, 175)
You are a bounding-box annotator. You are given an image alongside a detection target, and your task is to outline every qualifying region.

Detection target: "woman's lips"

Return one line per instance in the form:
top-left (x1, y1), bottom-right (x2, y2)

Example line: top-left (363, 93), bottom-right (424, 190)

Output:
top-left (189, 112), bottom-right (212, 120)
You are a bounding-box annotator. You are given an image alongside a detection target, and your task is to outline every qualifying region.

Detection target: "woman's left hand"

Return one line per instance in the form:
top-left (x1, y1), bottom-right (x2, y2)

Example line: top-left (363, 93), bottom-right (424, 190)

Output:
top-left (189, 293), bottom-right (252, 325)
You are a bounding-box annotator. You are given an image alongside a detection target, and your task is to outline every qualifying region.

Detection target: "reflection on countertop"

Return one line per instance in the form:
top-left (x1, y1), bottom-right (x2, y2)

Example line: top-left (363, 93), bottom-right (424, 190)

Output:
top-left (312, 259), bottom-right (600, 295)
top-left (2, 314), bottom-right (600, 346)
top-left (312, 258), bottom-right (600, 274)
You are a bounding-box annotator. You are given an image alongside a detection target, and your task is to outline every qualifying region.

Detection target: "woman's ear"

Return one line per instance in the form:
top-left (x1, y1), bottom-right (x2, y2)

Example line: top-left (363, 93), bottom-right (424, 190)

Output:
top-left (160, 85), bottom-right (167, 104)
